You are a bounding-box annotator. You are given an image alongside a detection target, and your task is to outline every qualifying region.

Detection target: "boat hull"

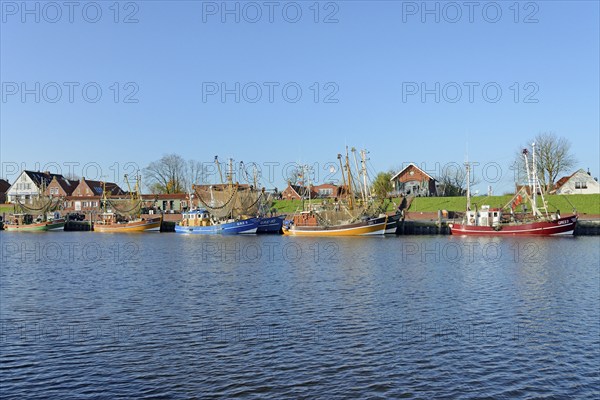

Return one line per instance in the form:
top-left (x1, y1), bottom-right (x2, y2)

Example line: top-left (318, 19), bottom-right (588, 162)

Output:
top-left (47, 219), bottom-right (66, 231)
top-left (4, 222), bottom-right (49, 232)
top-left (4, 218), bottom-right (66, 232)
top-left (384, 214), bottom-right (402, 234)
top-left (449, 215), bottom-right (577, 236)
top-left (283, 215), bottom-right (388, 236)
top-left (175, 217), bottom-right (260, 235)
top-left (94, 217), bottom-right (162, 233)
top-left (257, 216), bottom-right (285, 234)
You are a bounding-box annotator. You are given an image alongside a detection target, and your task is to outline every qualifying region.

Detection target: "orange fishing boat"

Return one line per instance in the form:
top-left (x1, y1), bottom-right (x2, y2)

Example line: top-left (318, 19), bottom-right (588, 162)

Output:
top-left (93, 174), bottom-right (162, 233)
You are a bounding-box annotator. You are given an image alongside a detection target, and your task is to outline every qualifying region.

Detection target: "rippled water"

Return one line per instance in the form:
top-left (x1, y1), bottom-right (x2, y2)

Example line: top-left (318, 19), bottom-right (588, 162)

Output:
top-left (1, 232), bottom-right (599, 398)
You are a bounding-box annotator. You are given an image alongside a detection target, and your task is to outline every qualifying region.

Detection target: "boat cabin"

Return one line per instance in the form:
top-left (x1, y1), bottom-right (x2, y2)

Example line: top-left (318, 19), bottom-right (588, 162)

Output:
top-left (291, 211), bottom-right (319, 227)
top-left (180, 209), bottom-right (213, 227)
top-left (465, 205), bottom-right (502, 227)
top-left (9, 213), bottom-right (36, 225)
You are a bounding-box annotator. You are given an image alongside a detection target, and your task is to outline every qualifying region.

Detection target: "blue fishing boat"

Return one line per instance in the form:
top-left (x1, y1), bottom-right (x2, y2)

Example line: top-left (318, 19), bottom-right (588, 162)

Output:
top-left (175, 209), bottom-right (259, 234)
top-left (257, 215), bottom-right (286, 234)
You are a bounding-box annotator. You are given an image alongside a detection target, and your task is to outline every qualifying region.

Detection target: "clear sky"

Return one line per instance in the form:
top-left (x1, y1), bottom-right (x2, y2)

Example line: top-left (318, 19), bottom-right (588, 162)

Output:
top-left (1, 0), bottom-right (599, 193)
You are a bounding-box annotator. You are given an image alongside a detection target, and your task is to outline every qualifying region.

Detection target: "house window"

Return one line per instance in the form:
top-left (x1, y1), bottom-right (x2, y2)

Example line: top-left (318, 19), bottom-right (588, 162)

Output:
top-left (575, 182), bottom-right (588, 189)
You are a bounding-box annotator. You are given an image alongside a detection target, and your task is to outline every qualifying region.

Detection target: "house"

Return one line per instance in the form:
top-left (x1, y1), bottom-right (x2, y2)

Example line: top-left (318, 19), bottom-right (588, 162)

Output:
top-left (63, 196), bottom-right (103, 213)
top-left (312, 183), bottom-right (341, 199)
top-left (71, 177), bottom-right (125, 197)
top-left (45, 176), bottom-right (79, 197)
top-left (141, 193), bottom-right (190, 213)
top-left (60, 178), bottom-right (125, 213)
top-left (280, 181), bottom-right (350, 200)
top-left (281, 182), bottom-right (317, 200)
top-left (6, 170), bottom-right (73, 204)
top-left (0, 179), bottom-right (10, 204)
top-left (551, 169), bottom-right (600, 195)
top-left (281, 182), bottom-right (310, 200)
top-left (390, 163), bottom-right (438, 197)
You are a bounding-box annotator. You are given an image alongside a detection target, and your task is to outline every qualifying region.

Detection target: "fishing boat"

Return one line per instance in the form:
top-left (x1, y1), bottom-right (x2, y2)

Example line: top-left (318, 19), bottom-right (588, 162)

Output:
top-left (257, 215), bottom-right (286, 234)
top-left (175, 208), bottom-right (259, 234)
top-left (5, 188), bottom-right (66, 231)
top-left (283, 147), bottom-right (392, 236)
top-left (284, 212), bottom-right (390, 236)
top-left (449, 144), bottom-right (578, 236)
top-left (177, 157), bottom-right (265, 235)
top-left (93, 175), bottom-right (162, 233)
top-left (4, 212), bottom-right (66, 232)
top-left (93, 212), bottom-right (162, 233)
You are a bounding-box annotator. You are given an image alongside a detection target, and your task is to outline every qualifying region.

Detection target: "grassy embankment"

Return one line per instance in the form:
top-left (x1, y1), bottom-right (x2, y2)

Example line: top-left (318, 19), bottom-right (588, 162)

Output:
top-left (407, 194), bottom-right (600, 215)
top-left (0, 204), bottom-right (15, 214)
top-left (272, 194), bottom-right (600, 216)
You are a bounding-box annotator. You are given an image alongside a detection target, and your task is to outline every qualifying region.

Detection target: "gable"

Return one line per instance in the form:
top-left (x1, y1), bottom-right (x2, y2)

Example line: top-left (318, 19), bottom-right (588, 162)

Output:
top-left (390, 163), bottom-right (435, 183)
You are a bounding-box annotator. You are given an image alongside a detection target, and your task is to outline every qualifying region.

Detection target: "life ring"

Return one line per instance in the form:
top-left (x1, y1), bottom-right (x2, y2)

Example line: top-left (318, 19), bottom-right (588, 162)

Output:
top-left (469, 218), bottom-right (475, 224)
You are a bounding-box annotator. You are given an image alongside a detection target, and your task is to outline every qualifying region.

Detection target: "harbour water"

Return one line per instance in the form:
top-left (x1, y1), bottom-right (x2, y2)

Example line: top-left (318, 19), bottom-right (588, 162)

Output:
top-left (1, 233), bottom-right (599, 398)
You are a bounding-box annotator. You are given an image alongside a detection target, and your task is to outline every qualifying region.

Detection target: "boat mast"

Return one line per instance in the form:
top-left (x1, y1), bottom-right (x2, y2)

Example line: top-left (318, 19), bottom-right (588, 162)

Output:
top-left (352, 147), bottom-right (365, 203)
top-left (360, 149), bottom-right (370, 201)
top-left (531, 142), bottom-right (538, 214)
top-left (465, 162), bottom-right (471, 211)
top-left (227, 158), bottom-right (234, 188)
top-left (215, 156), bottom-right (224, 185)
top-left (101, 180), bottom-right (108, 213)
top-left (337, 154), bottom-right (347, 196)
top-left (345, 147), bottom-right (354, 210)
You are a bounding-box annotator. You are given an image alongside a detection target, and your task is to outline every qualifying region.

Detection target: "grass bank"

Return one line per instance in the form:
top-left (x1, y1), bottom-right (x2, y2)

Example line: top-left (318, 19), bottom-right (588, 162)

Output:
top-left (408, 194), bottom-right (600, 215)
top-left (272, 194), bottom-right (600, 216)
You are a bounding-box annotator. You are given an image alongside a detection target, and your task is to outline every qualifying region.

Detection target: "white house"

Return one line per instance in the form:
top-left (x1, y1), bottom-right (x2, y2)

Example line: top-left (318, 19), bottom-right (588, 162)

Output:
top-left (6, 170), bottom-right (65, 204)
top-left (552, 169), bottom-right (600, 195)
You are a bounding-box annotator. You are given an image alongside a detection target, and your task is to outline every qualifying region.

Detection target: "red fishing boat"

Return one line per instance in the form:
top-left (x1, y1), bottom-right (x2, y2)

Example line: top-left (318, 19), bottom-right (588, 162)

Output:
top-left (449, 144), bottom-right (578, 236)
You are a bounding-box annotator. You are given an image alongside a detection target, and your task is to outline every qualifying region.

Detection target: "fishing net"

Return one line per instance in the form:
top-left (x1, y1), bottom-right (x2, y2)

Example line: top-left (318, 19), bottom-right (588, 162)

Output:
top-left (105, 198), bottom-right (142, 216)
top-left (16, 196), bottom-right (62, 213)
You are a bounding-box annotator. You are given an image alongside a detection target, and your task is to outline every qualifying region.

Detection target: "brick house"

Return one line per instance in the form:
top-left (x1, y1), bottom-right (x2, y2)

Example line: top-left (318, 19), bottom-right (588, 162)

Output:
top-left (0, 179), bottom-right (10, 203)
top-left (281, 183), bottom-right (311, 200)
top-left (312, 183), bottom-right (339, 198)
top-left (62, 178), bottom-right (125, 213)
top-left (71, 177), bottom-right (125, 197)
top-left (281, 182), bottom-right (346, 200)
top-left (390, 163), bottom-right (438, 197)
top-left (45, 176), bottom-right (79, 197)
top-left (63, 196), bottom-right (103, 212)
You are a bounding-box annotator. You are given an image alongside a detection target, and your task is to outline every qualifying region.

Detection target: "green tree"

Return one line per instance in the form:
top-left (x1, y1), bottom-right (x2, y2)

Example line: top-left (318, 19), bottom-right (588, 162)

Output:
top-left (372, 172), bottom-right (393, 201)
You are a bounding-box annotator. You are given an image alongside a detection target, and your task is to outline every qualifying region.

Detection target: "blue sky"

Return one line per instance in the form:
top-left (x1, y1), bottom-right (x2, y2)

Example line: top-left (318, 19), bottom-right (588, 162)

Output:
top-left (1, 0), bottom-right (599, 193)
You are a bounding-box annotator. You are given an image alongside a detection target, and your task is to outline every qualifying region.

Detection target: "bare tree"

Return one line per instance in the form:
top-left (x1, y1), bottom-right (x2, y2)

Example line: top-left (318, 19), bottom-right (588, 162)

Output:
top-left (514, 132), bottom-right (576, 192)
top-left (437, 163), bottom-right (479, 197)
top-left (144, 154), bottom-right (187, 194)
top-left (183, 159), bottom-right (204, 191)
